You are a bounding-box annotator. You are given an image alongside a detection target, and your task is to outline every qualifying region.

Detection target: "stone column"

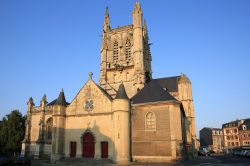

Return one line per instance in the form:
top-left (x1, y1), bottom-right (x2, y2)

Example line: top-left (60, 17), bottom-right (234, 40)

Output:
top-left (34, 118), bottom-right (45, 159)
top-left (21, 97), bottom-right (34, 157)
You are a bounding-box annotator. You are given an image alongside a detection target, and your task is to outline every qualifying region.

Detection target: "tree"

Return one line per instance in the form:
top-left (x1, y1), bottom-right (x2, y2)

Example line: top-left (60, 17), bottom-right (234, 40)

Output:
top-left (0, 110), bottom-right (26, 156)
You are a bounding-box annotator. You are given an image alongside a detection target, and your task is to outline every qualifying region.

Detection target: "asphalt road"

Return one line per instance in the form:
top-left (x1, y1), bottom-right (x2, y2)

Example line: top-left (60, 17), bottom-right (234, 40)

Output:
top-left (176, 155), bottom-right (250, 166)
top-left (31, 155), bottom-right (250, 166)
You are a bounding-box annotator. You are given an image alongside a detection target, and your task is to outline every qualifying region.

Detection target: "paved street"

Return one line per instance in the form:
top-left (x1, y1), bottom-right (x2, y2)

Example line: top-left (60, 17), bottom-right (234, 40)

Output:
top-left (31, 155), bottom-right (250, 166)
top-left (178, 155), bottom-right (250, 166)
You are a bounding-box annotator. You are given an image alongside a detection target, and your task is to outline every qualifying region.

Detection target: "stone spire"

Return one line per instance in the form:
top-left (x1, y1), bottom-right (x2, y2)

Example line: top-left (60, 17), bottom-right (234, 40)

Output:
top-left (132, 1), bottom-right (143, 27)
top-left (103, 6), bottom-right (111, 32)
top-left (27, 97), bottom-right (34, 106)
top-left (132, 1), bottom-right (145, 91)
top-left (143, 19), bottom-right (148, 35)
top-left (143, 19), bottom-right (147, 29)
top-left (42, 94), bottom-right (46, 101)
top-left (40, 94), bottom-right (47, 109)
top-left (133, 1), bottom-right (142, 13)
top-left (23, 97), bottom-right (34, 143)
top-left (56, 89), bottom-right (67, 106)
top-left (115, 82), bottom-right (128, 99)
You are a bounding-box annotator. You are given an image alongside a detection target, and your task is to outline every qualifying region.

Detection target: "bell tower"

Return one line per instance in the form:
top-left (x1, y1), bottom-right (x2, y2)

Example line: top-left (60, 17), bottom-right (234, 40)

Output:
top-left (99, 2), bottom-right (152, 98)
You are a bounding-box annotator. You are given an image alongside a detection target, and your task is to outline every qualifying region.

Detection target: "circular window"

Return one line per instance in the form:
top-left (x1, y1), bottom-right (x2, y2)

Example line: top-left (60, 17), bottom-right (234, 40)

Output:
top-left (85, 99), bottom-right (94, 111)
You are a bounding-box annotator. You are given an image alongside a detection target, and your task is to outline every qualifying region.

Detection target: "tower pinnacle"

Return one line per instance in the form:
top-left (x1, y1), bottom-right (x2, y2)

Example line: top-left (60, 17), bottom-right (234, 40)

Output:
top-left (132, 1), bottom-right (143, 28)
top-left (133, 1), bottom-right (142, 13)
top-left (103, 6), bottom-right (111, 32)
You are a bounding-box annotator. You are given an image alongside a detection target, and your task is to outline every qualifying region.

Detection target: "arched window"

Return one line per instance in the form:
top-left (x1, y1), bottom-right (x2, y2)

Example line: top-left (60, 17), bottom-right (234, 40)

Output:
top-left (113, 40), bottom-right (119, 63)
top-left (145, 112), bottom-right (156, 131)
top-left (46, 118), bottom-right (53, 140)
top-left (125, 39), bottom-right (131, 62)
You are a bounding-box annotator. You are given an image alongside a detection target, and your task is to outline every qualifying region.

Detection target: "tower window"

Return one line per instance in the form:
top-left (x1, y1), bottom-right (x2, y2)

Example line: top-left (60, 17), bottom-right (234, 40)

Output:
top-left (113, 41), bottom-right (119, 63)
top-left (125, 39), bottom-right (131, 61)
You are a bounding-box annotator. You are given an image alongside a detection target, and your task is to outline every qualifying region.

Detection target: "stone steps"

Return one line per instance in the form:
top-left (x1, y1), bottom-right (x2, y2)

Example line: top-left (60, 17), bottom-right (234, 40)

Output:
top-left (57, 158), bottom-right (114, 165)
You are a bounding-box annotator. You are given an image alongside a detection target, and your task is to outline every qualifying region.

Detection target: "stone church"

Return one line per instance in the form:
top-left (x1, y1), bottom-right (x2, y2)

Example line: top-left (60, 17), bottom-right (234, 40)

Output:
top-left (21, 2), bottom-right (196, 163)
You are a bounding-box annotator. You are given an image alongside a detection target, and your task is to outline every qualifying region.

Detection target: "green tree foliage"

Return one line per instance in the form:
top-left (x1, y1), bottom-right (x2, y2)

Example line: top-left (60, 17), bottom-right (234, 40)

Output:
top-left (0, 110), bottom-right (26, 156)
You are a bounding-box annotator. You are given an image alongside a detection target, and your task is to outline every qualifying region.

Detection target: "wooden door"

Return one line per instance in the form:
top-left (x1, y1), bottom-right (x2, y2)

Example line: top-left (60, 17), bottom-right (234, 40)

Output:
top-left (101, 141), bottom-right (108, 158)
top-left (82, 132), bottom-right (95, 158)
top-left (70, 142), bottom-right (76, 158)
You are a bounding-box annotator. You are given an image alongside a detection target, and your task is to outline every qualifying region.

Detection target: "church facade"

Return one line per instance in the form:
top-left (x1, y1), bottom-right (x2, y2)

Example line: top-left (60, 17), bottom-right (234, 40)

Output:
top-left (21, 2), bottom-right (197, 163)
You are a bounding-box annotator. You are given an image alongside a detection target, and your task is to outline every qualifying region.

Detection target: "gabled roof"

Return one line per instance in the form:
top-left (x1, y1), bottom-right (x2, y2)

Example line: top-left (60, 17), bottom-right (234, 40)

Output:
top-left (131, 80), bottom-right (178, 104)
top-left (154, 76), bottom-right (180, 92)
top-left (67, 78), bottom-right (113, 107)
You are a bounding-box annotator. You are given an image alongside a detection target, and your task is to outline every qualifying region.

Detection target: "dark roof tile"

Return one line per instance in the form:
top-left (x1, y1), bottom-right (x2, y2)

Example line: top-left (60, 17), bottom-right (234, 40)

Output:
top-left (131, 80), bottom-right (178, 104)
top-left (115, 83), bottom-right (128, 99)
top-left (56, 89), bottom-right (67, 106)
top-left (154, 76), bottom-right (180, 92)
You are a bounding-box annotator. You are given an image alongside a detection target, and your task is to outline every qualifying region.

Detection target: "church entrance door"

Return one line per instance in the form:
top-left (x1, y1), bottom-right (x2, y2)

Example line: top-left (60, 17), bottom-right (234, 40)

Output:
top-left (82, 132), bottom-right (95, 158)
top-left (70, 142), bottom-right (76, 158)
top-left (101, 141), bottom-right (108, 158)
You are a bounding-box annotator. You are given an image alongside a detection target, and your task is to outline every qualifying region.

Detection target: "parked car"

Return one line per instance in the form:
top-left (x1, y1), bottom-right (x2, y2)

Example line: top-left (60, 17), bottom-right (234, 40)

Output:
top-left (13, 156), bottom-right (31, 166)
top-left (245, 151), bottom-right (250, 158)
top-left (240, 150), bottom-right (249, 157)
top-left (232, 150), bottom-right (241, 156)
top-left (198, 148), bottom-right (210, 156)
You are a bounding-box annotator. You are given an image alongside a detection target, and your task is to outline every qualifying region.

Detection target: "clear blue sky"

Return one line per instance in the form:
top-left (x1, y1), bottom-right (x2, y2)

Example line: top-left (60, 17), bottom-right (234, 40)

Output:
top-left (0, 0), bottom-right (250, 136)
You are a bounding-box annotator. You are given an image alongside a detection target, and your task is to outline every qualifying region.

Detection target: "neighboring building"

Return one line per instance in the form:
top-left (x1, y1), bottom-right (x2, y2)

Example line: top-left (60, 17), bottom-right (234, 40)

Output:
top-left (200, 128), bottom-right (224, 153)
top-left (239, 119), bottom-right (250, 148)
top-left (21, 2), bottom-right (197, 163)
top-left (222, 120), bottom-right (244, 151)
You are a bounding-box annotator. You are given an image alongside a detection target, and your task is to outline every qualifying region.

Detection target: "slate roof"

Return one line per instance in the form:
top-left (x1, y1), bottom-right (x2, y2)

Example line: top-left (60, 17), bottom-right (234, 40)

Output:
top-left (56, 90), bottom-right (68, 106)
top-left (239, 118), bottom-right (250, 131)
top-left (153, 76), bottom-right (180, 92)
top-left (222, 120), bottom-right (241, 128)
top-left (47, 99), bottom-right (57, 106)
top-left (47, 99), bottom-right (70, 106)
top-left (131, 80), bottom-right (178, 104)
top-left (47, 90), bottom-right (70, 106)
top-left (115, 83), bottom-right (128, 99)
top-left (201, 127), bottom-right (222, 131)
